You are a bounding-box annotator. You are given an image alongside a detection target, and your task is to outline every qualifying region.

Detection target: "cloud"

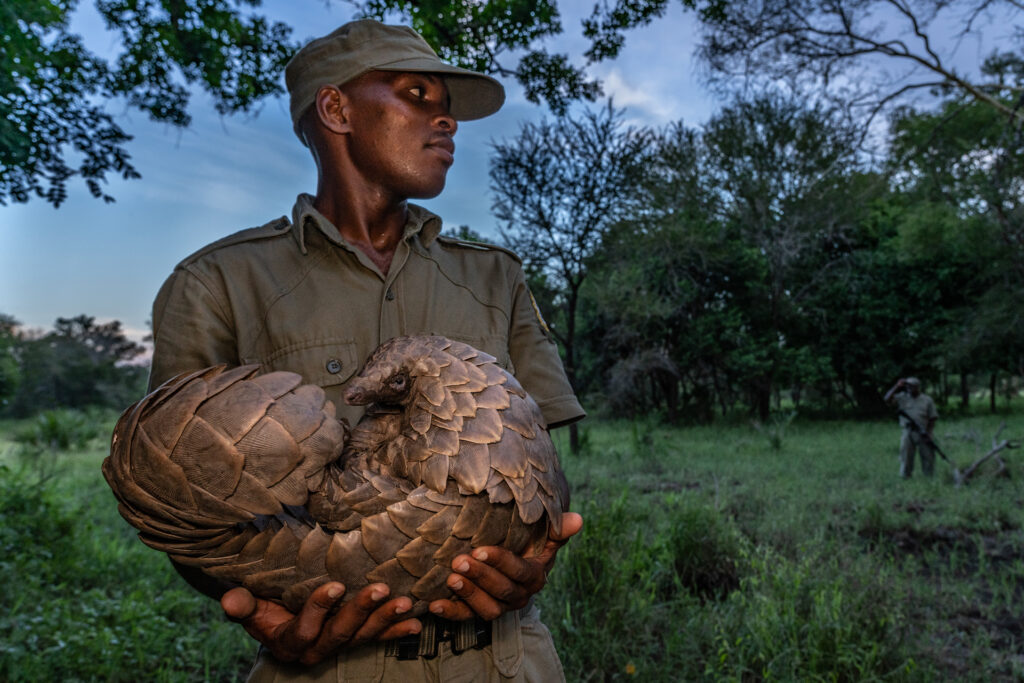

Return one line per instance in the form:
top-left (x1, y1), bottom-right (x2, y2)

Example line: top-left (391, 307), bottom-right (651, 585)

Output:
top-left (600, 69), bottom-right (679, 125)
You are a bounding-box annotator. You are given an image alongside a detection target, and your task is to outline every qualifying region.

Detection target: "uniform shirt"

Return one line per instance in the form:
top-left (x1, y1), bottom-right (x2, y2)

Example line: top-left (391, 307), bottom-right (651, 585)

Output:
top-left (149, 193), bottom-right (581, 679)
top-left (149, 193), bottom-right (584, 430)
top-left (895, 391), bottom-right (938, 432)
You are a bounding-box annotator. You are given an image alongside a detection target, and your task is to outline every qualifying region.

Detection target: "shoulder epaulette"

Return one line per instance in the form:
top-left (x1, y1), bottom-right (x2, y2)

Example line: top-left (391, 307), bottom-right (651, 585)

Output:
top-left (176, 216), bottom-right (291, 267)
top-left (434, 235), bottom-right (523, 263)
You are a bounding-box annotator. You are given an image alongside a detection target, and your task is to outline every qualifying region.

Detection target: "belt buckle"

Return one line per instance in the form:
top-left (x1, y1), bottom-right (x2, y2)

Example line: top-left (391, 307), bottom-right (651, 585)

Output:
top-left (384, 616), bottom-right (491, 659)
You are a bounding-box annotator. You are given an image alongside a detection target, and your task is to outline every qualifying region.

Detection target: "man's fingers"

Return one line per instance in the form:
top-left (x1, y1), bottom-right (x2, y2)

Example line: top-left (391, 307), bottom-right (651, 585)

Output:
top-left (535, 513), bottom-right (583, 559)
top-left (280, 582), bottom-right (347, 653)
top-left (372, 617), bottom-right (424, 643)
top-left (441, 573), bottom-right (504, 621)
top-left (221, 587), bottom-right (258, 622)
top-left (552, 512), bottom-right (583, 543)
top-left (348, 596), bottom-right (420, 644)
top-left (467, 547), bottom-right (542, 586)
top-left (300, 585), bottom-right (420, 664)
top-left (221, 589), bottom-right (308, 663)
top-left (446, 549), bottom-right (538, 617)
top-left (439, 512), bottom-right (584, 622)
top-left (428, 598), bottom-right (475, 622)
top-left (319, 584), bottom-right (393, 644)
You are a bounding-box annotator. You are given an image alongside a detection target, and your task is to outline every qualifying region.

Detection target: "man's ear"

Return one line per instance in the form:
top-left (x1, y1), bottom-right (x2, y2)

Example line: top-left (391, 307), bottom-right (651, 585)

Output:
top-left (315, 84), bottom-right (351, 135)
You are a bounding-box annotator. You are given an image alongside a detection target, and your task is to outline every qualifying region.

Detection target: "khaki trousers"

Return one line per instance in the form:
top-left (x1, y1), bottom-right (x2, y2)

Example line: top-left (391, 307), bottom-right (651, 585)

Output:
top-left (899, 429), bottom-right (935, 478)
top-left (245, 604), bottom-right (565, 683)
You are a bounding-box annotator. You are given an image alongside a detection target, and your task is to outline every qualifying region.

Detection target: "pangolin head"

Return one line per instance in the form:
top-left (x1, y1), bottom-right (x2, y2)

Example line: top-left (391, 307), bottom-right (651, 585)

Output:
top-left (343, 336), bottom-right (452, 408)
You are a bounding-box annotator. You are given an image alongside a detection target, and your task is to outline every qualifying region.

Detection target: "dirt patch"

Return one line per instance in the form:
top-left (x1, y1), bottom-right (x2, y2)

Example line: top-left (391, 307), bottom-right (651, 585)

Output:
top-left (953, 606), bottom-right (1024, 645)
top-left (639, 480), bottom-right (702, 493)
top-left (893, 500), bottom-right (926, 514)
top-left (860, 524), bottom-right (1021, 559)
top-left (865, 524), bottom-right (1024, 679)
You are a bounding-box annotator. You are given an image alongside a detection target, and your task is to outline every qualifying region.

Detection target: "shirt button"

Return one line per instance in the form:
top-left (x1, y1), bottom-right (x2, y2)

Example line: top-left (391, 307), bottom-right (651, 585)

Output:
top-left (385, 288), bottom-right (395, 301)
top-left (325, 358), bottom-right (343, 374)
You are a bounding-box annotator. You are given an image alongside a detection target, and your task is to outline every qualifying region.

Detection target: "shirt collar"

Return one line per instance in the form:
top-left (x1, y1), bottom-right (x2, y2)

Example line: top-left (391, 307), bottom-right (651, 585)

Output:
top-left (290, 193), bottom-right (443, 254)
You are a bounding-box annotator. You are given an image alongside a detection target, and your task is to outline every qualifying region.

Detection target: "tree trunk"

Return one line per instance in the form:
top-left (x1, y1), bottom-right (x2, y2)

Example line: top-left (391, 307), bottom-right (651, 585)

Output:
top-left (755, 380), bottom-right (771, 422)
top-left (960, 372), bottom-right (969, 410)
top-left (565, 284), bottom-right (580, 454)
top-left (990, 372), bottom-right (997, 414)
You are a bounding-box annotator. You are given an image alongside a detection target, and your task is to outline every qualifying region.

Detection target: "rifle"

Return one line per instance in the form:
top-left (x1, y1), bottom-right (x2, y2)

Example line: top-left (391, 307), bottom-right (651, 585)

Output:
top-left (897, 408), bottom-right (962, 481)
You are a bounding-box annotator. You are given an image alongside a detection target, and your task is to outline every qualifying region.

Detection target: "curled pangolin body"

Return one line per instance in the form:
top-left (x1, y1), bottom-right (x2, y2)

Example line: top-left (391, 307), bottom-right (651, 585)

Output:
top-left (102, 336), bottom-right (569, 614)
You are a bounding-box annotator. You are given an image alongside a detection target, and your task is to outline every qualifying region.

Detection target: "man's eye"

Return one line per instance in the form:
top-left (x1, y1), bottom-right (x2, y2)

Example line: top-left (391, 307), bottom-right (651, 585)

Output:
top-left (409, 86), bottom-right (424, 98)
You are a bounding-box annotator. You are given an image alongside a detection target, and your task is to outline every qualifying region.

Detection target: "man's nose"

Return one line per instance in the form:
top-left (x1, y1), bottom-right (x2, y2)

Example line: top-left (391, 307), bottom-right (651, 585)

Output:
top-left (436, 112), bottom-right (457, 135)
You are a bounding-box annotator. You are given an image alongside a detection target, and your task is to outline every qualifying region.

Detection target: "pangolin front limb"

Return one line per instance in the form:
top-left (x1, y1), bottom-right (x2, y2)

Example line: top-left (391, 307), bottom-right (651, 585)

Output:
top-left (102, 336), bottom-right (569, 614)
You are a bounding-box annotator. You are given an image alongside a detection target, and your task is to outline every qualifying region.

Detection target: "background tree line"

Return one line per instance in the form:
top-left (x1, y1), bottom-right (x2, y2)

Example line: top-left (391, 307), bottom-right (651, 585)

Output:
top-left (0, 313), bottom-right (146, 417)
top-left (3, 0), bottom-right (1021, 424)
top-left (491, 86), bottom-right (1024, 424)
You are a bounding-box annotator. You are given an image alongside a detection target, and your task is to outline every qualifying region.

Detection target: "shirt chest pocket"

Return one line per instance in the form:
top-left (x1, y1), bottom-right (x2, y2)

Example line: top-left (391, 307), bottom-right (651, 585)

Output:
top-left (251, 339), bottom-right (360, 389)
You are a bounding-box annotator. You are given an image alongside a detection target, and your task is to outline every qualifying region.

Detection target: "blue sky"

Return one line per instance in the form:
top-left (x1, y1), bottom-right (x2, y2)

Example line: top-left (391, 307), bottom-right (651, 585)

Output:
top-left (0, 1), bottom-right (710, 342)
top-left (1, 2), bottom-right (1010, 344)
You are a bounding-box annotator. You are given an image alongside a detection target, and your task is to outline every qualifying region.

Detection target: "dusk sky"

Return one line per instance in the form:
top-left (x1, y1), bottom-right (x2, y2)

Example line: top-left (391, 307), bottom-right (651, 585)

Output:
top-left (1, 2), bottom-right (1009, 345)
top-left (0, 1), bottom-right (710, 344)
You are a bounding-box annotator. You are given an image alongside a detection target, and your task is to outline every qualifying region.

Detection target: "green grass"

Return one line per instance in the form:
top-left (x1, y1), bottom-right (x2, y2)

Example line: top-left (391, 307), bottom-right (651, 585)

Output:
top-left (0, 418), bottom-right (253, 683)
top-left (545, 413), bottom-right (1024, 681)
top-left (1, 410), bottom-right (1022, 681)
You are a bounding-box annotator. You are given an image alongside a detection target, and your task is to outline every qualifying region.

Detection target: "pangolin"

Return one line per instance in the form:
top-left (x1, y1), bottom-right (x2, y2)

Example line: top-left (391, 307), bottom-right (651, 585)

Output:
top-left (102, 336), bottom-right (569, 615)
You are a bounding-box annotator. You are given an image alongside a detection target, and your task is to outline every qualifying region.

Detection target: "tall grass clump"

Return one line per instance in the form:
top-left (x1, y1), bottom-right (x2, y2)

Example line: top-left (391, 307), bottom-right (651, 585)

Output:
top-left (662, 501), bottom-right (742, 601)
top-left (706, 546), bottom-right (918, 681)
top-left (540, 489), bottom-right (746, 680)
top-left (752, 410), bottom-right (798, 451)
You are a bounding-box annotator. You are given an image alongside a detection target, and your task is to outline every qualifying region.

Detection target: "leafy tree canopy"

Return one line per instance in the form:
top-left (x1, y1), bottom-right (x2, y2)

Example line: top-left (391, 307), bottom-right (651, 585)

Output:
top-left (2, 0), bottom-right (294, 207)
top-left (3, 0), bottom-right (729, 207)
top-left (5, 0), bottom-right (1018, 208)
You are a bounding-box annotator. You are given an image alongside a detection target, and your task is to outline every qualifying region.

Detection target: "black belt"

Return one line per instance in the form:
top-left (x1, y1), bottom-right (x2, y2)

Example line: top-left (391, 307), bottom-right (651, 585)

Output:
top-left (384, 615), bottom-right (491, 660)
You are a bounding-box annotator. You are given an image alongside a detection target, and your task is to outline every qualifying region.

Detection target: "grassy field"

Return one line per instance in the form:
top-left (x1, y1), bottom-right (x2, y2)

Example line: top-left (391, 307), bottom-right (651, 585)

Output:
top-left (1, 408), bottom-right (1022, 681)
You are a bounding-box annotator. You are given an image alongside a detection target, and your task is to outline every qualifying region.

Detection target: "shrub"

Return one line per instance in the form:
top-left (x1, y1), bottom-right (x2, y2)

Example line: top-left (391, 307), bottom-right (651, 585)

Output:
top-left (13, 409), bottom-right (101, 451)
top-left (662, 499), bottom-right (743, 601)
top-left (707, 546), bottom-right (917, 681)
top-left (541, 490), bottom-right (746, 680)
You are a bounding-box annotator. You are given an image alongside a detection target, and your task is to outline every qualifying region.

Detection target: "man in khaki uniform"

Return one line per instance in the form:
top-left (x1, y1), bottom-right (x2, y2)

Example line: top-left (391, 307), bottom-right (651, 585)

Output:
top-left (147, 19), bottom-right (584, 682)
top-left (884, 377), bottom-right (939, 478)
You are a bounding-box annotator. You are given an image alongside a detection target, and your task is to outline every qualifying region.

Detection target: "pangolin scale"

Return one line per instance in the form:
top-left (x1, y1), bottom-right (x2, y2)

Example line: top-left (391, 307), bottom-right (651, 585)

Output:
top-left (102, 336), bottom-right (569, 615)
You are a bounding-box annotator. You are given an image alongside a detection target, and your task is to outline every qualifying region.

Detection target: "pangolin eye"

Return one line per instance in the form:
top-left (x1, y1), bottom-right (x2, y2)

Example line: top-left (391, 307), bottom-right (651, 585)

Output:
top-left (389, 374), bottom-right (408, 391)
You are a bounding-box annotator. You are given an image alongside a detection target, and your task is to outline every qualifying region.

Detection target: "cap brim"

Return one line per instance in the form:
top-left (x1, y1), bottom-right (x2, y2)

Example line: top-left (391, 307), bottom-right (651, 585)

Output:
top-left (373, 57), bottom-right (505, 120)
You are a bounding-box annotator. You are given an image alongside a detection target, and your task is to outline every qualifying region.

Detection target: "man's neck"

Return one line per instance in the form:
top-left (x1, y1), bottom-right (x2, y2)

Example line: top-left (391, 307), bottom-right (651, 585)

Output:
top-left (313, 187), bottom-right (408, 275)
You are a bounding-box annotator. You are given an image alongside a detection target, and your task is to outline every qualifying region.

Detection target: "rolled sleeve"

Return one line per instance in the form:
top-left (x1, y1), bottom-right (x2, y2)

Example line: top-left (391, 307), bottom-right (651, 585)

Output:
top-left (149, 267), bottom-right (239, 390)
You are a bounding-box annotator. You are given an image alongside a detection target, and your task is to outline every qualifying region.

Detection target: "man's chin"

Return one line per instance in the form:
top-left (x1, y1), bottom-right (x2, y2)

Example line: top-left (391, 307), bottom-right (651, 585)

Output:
top-left (408, 181), bottom-right (447, 200)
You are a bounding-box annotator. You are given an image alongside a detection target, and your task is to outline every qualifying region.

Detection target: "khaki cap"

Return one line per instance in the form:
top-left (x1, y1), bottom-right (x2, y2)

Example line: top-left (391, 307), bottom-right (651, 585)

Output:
top-left (285, 19), bottom-right (505, 140)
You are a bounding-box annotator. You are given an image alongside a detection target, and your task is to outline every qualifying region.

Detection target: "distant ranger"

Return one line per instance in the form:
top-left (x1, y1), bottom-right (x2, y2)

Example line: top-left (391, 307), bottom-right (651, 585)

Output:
top-left (884, 377), bottom-right (939, 478)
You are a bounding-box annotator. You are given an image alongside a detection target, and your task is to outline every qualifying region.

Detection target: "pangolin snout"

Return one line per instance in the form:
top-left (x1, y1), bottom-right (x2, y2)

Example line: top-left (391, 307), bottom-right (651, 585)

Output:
top-left (344, 381), bottom-right (370, 405)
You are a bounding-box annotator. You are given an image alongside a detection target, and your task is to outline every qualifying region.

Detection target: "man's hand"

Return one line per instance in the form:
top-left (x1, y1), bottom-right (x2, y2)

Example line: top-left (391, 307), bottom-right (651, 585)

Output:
top-left (428, 511), bottom-right (583, 621)
top-left (221, 582), bottom-right (421, 666)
